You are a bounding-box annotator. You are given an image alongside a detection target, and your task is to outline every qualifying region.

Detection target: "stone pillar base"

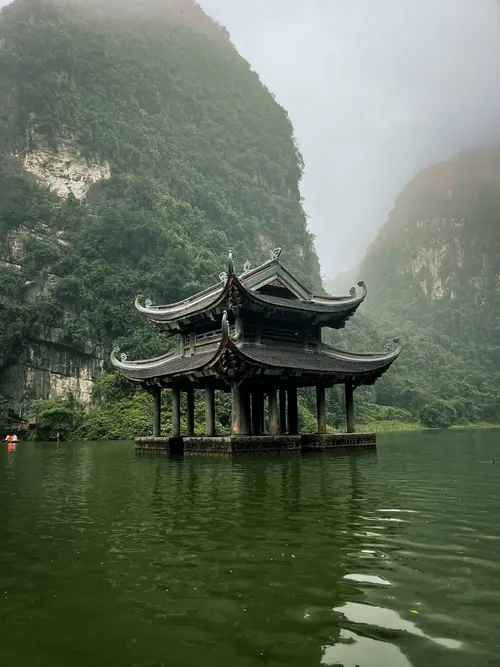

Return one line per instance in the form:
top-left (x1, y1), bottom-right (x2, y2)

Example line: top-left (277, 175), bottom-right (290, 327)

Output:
top-left (135, 433), bottom-right (376, 455)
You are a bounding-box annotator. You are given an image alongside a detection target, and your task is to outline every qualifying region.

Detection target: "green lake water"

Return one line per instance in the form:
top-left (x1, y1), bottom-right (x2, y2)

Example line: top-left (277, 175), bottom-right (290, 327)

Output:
top-left (1, 429), bottom-right (499, 666)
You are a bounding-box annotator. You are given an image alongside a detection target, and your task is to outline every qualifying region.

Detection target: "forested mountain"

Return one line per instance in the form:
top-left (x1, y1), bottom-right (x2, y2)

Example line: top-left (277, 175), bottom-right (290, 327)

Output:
top-left (1, 0), bottom-right (497, 435)
top-left (336, 147), bottom-right (500, 428)
top-left (0, 0), bottom-right (321, 418)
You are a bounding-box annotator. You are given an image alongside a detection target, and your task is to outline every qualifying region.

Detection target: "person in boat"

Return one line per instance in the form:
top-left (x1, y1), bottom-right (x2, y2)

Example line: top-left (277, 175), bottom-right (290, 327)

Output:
top-left (12, 434), bottom-right (19, 443)
top-left (5, 434), bottom-right (12, 442)
top-left (56, 432), bottom-right (60, 442)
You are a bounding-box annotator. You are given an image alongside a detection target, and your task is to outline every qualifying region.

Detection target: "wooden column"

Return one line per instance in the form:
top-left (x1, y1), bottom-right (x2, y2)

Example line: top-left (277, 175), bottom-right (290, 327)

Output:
top-left (241, 385), bottom-right (251, 436)
top-left (287, 382), bottom-right (299, 435)
top-left (204, 384), bottom-right (216, 436)
top-left (345, 379), bottom-right (355, 433)
top-left (251, 388), bottom-right (262, 435)
top-left (172, 385), bottom-right (181, 437)
top-left (268, 387), bottom-right (279, 436)
top-left (186, 387), bottom-right (195, 436)
top-left (316, 381), bottom-right (327, 434)
top-left (259, 391), bottom-right (265, 434)
top-left (231, 383), bottom-right (243, 435)
top-left (153, 386), bottom-right (161, 437)
top-left (279, 387), bottom-right (287, 433)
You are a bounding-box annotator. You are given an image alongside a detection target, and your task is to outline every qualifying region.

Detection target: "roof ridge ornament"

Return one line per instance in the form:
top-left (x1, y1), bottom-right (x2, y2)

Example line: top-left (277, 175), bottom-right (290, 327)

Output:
top-left (219, 271), bottom-right (228, 283)
top-left (271, 247), bottom-right (282, 261)
top-left (111, 346), bottom-right (129, 364)
top-left (349, 281), bottom-right (366, 297)
top-left (111, 346), bottom-right (120, 365)
top-left (228, 251), bottom-right (234, 276)
top-left (221, 310), bottom-right (230, 341)
top-left (243, 259), bottom-right (252, 272)
top-left (384, 337), bottom-right (401, 354)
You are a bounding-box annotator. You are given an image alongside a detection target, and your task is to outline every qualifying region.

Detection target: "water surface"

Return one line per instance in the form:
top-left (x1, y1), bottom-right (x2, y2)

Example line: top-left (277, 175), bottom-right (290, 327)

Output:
top-left (1, 429), bottom-right (499, 666)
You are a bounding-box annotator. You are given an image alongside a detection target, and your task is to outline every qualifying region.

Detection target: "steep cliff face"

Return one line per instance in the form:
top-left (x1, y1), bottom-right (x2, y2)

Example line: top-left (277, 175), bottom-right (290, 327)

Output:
top-left (0, 0), bottom-right (321, 417)
top-left (360, 148), bottom-right (500, 320)
top-left (349, 147), bottom-right (500, 424)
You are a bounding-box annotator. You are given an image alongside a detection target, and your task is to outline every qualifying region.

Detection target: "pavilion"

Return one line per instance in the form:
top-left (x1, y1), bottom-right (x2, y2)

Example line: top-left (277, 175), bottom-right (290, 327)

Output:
top-left (111, 249), bottom-right (401, 454)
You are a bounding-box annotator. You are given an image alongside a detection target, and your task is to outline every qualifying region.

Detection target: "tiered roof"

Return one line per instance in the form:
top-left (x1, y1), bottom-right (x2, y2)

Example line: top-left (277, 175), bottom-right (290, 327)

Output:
top-left (135, 249), bottom-right (367, 331)
top-left (111, 316), bottom-right (401, 387)
top-left (111, 249), bottom-right (401, 388)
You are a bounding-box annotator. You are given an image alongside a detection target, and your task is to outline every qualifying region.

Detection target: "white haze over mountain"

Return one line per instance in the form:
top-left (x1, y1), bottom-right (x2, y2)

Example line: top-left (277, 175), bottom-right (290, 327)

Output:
top-left (1, 0), bottom-right (500, 277)
top-left (200, 0), bottom-right (500, 278)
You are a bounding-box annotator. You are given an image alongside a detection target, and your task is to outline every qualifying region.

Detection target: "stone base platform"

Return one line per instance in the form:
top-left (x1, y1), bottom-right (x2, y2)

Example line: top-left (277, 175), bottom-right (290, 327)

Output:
top-left (301, 432), bottom-right (376, 451)
top-left (135, 433), bottom-right (376, 455)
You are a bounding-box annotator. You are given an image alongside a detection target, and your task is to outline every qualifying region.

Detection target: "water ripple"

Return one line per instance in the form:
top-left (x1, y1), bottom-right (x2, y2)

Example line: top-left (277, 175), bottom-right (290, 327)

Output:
top-left (0, 432), bottom-right (499, 666)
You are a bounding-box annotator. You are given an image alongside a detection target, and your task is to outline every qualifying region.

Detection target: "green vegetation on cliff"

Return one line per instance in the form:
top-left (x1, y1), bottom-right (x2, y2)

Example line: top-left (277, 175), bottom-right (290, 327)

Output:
top-left (0, 0), bottom-right (321, 419)
top-left (333, 148), bottom-right (500, 429)
top-left (2, 1), bottom-right (497, 436)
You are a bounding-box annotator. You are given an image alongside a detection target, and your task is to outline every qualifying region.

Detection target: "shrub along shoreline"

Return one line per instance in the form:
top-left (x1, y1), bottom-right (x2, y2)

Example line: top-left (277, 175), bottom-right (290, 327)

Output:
top-left (3, 373), bottom-right (498, 441)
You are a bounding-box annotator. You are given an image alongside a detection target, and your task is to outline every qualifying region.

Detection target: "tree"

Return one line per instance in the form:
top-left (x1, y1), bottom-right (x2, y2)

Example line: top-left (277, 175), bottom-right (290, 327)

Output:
top-left (420, 400), bottom-right (457, 429)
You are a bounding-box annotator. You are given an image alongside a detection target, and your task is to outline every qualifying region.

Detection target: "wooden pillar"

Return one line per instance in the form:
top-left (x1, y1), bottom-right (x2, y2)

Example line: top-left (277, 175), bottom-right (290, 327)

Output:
top-left (287, 382), bottom-right (299, 435)
top-left (204, 384), bottom-right (216, 436)
top-left (316, 381), bottom-right (327, 434)
top-left (186, 387), bottom-right (195, 436)
top-left (172, 385), bottom-right (181, 437)
top-left (268, 387), bottom-right (279, 436)
top-left (279, 387), bottom-right (287, 433)
top-left (231, 383), bottom-right (243, 435)
top-left (153, 386), bottom-right (161, 437)
top-left (241, 385), bottom-right (251, 436)
top-left (251, 388), bottom-right (262, 435)
top-left (259, 391), bottom-right (265, 434)
top-left (345, 379), bottom-right (355, 433)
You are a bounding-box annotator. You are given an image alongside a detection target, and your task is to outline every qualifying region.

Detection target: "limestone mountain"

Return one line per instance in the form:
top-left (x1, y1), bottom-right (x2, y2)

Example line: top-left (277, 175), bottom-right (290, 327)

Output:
top-left (0, 0), bottom-right (321, 417)
top-left (339, 147), bottom-right (500, 426)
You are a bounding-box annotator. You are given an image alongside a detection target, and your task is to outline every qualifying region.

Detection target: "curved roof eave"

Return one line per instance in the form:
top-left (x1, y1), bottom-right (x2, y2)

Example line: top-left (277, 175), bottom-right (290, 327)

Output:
top-left (132, 251), bottom-right (368, 325)
top-left (234, 278), bottom-right (368, 316)
top-left (322, 338), bottom-right (402, 364)
top-left (133, 254), bottom-right (277, 321)
top-left (311, 281), bottom-right (368, 306)
top-left (110, 336), bottom-right (402, 383)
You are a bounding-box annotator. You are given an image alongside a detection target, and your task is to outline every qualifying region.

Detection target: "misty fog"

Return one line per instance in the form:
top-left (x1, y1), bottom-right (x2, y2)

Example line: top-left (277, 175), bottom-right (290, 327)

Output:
top-left (2, 0), bottom-right (499, 277)
top-left (200, 0), bottom-right (500, 278)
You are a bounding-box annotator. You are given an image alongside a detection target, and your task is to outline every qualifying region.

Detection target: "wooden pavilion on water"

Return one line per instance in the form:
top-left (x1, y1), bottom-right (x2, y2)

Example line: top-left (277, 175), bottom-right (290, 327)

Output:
top-left (111, 249), bottom-right (401, 454)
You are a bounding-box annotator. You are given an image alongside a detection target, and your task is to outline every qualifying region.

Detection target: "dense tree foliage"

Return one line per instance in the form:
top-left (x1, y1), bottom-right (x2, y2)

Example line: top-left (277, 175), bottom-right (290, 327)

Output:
top-left (0, 0), bottom-right (321, 424)
top-left (1, 1), bottom-right (498, 435)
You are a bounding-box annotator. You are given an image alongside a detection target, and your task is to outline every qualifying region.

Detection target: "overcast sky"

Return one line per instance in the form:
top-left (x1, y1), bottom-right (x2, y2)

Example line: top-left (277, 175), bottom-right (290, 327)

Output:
top-left (2, 1), bottom-right (500, 276)
top-left (198, 0), bottom-right (500, 277)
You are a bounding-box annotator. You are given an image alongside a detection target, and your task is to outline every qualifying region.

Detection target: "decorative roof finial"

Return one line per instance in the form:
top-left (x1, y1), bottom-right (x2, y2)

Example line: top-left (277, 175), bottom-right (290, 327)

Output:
top-left (271, 247), bottom-right (282, 261)
top-left (221, 310), bottom-right (230, 341)
top-left (110, 346), bottom-right (120, 366)
top-left (228, 251), bottom-right (234, 276)
top-left (384, 337), bottom-right (401, 354)
top-left (219, 271), bottom-right (228, 283)
top-left (243, 259), bottom-right (252, 273)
